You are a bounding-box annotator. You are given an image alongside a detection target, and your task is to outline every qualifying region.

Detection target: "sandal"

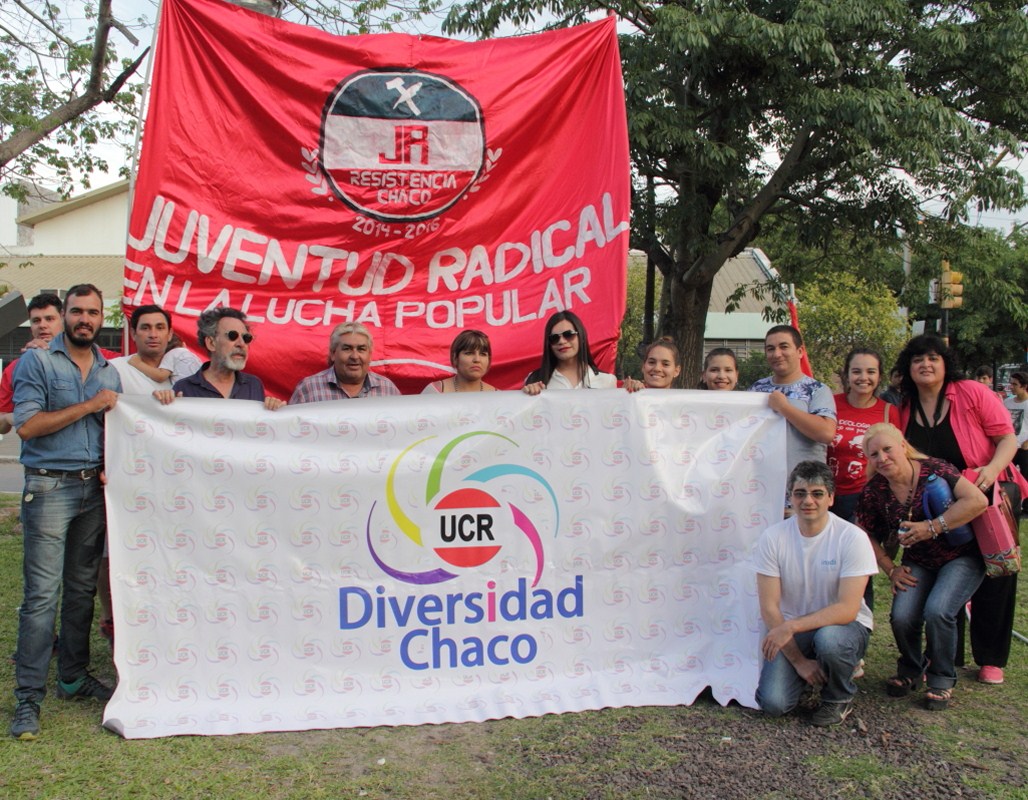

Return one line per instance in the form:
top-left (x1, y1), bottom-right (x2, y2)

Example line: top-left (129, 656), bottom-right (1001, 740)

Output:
top-left (886, 674), bottom-right (922, 697)
top-left (925, 687), bottom-right (952, 711)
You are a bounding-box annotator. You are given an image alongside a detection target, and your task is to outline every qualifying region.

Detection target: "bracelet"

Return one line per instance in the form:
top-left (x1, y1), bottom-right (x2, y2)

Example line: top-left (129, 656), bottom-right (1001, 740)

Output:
top-left (889, 565), bottom-right (902, 576)
top-left (937, 515), bottom-right (949, 536)
top-left (927, 519), bottom-right (937, 538)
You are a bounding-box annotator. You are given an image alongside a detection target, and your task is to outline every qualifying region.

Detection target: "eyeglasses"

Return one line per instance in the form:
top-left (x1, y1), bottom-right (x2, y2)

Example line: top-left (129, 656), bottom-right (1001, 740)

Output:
top-left (548, 330), bottom-right (578, 345)
top-left (790, 489), bottom-right (829, 500)
top-left (223, 330), bottom-right (254, 344)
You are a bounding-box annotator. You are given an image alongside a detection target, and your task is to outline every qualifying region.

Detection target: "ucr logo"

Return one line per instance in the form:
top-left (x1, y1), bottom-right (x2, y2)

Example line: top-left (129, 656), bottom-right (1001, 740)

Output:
top-left (368, 432), bottom-right (558, 586)
top-left (321, 70), bottom-right (485, 222)
top-left (432, 486), bottom-right (502, 569)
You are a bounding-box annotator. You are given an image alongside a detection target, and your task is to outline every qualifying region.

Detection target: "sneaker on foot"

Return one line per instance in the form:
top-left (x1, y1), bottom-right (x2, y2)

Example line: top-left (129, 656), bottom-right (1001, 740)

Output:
top-left (57, 673), bottom-right (113, 702)
top-left (978, 665), bottom-right (1004, 684)
top-left (10, 700), bottom-right (40, 740)
top-left (852, 659), bottom-right (865, 680)
top-left (811, 701), bottom-right (853, 727)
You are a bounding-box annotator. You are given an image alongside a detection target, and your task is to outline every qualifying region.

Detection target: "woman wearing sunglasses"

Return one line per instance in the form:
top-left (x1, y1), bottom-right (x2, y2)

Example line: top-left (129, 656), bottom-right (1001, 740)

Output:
top-left (522, 311), bottom-right (616, 394)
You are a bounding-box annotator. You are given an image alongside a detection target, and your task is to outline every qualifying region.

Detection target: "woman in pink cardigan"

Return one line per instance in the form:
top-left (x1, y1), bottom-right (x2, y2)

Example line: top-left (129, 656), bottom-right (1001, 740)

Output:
top-left (896, 335), bottom-right (1026, 686)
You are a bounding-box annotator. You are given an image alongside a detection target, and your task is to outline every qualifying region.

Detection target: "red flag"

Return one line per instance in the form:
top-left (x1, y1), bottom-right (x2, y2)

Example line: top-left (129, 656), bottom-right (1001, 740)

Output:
top-left (787, 299), bottom-right (814, 378)
top-left (125, 0), bottom-right (630, 397)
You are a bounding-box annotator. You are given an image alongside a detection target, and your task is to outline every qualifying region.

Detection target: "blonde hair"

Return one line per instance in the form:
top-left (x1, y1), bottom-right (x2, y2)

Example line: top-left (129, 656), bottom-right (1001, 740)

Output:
top-left (862, 422), bottom-right (928, 479)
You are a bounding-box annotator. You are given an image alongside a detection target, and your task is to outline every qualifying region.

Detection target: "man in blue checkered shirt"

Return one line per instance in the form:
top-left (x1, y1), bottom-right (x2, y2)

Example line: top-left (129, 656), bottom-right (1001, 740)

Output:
top-left (290, 322), bottom-right (400, 404)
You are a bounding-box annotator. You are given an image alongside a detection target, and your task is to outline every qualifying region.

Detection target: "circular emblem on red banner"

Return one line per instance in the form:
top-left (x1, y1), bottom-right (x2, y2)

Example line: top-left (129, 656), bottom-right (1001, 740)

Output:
top-left (320, 70), bottom-right (486, 222)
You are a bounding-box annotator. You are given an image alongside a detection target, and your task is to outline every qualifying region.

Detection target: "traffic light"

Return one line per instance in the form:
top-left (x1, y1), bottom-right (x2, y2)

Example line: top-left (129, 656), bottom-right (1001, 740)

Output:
top-left (940, 260), bottom-right (964, 309)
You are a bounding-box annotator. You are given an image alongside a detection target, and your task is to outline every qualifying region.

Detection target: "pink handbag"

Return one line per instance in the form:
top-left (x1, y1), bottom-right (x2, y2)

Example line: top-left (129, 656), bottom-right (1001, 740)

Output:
top-left (963, 469), bottom-right (1021, 578)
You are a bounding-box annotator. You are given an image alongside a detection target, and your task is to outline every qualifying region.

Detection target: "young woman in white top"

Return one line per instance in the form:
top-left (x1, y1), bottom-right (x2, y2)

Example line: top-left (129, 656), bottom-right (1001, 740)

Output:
top-left (522, 311), bottom-right (616, 394)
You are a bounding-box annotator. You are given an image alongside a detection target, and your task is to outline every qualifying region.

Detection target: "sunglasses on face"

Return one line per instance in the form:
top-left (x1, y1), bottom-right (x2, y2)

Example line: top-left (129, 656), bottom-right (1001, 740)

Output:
top-left (223, 330), bottom-right (254, 344)
top-left (548, 330), bottom-right (578, 345)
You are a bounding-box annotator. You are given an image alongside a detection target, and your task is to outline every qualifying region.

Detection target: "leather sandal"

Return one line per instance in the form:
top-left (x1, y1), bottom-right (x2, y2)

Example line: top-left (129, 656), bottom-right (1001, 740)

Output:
top-left (925, 687), bottom-right (952, 711)
top-left (886, 674), bottom-right (922, 697)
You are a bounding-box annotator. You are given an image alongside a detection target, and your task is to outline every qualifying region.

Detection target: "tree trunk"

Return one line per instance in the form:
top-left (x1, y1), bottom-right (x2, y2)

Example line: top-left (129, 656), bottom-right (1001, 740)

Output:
top-left (665, 271), bottom-right (715, 386)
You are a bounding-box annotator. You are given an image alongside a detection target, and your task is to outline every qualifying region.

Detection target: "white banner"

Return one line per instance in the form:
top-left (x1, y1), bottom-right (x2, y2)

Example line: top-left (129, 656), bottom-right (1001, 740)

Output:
top-left (103, 391), bottom-right (786, 739)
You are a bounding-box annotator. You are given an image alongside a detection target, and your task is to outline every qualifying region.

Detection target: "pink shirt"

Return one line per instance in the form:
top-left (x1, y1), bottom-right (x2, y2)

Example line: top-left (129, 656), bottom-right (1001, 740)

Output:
top-left (900, 378), bottom-right (1028, 494)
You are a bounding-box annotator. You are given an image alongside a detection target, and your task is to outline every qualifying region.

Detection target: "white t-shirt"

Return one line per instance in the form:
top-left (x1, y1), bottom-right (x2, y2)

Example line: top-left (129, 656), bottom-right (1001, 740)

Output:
top-left (1004, 395), bottom-right (1028, 447)
top-left (754, 513), bottom-right (877, 631)
top-left (160, 347), bottom-right (203, 385)
top-left (111, 356), bottom-right (173, 395)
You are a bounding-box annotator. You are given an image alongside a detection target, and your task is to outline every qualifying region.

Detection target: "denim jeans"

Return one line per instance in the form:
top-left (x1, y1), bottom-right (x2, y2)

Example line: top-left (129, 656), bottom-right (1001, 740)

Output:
top-left (890, 555), bottom-right (985, 690)
top-left (14, 472), bottom-right (106, 703)
top-left (756, 621), bottom-right (871, 715)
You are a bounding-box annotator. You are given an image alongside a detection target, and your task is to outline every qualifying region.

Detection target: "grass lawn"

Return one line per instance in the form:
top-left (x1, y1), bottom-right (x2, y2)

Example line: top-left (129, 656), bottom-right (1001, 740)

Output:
top-left (0, 494), bottom-right (1025, 799)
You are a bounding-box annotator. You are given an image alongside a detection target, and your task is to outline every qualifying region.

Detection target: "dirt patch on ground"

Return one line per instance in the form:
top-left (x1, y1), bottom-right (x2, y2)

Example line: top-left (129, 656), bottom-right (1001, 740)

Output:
top-left (506, 685), bottom-right (1021, 800)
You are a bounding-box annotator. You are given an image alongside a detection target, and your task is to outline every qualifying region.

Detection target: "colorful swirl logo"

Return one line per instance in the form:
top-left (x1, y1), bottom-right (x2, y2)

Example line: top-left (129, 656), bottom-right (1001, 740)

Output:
top-left (367, 432), bottom-right (558, 586)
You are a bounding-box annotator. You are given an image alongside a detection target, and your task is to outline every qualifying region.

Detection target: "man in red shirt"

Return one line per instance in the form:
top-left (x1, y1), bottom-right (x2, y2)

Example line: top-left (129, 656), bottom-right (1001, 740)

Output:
top-left (0, 294), bottom-right (64, 434)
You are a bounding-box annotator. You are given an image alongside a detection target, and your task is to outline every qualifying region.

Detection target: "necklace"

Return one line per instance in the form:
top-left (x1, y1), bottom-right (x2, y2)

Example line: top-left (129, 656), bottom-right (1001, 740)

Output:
top-left (452, 377), bottom-right (483, 392)
top-left (902, 459), bottom-right (920, 522)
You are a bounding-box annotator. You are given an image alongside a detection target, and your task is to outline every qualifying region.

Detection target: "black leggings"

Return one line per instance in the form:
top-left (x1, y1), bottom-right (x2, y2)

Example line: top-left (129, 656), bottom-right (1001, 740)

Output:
top-left (959, 482), bottom-right (1022, 668)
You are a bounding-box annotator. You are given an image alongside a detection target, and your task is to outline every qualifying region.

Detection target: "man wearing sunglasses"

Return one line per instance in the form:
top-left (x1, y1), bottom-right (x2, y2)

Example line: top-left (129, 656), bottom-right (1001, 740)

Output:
top-left (170, 307), bottom-right (285, 410)
top-left (753, 460), bottom-right (876, 727)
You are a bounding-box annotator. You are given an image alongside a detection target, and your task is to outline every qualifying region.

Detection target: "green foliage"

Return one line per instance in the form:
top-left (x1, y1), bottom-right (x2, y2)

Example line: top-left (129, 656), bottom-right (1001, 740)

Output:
top-left (796, 273), bottom-right (908, 385)
top-left (0, 0), bottom-right (149, 198)
top-left (616, 257), bottom-right (661, 379)
top-left (736, 348), bottom-right (770, 390)
top-left (0, 1), bottom-right (442, 198)
top-left (903, 224), bottom-right (1028, 369)
top-left (444, 0), bottom-right (1028, 379)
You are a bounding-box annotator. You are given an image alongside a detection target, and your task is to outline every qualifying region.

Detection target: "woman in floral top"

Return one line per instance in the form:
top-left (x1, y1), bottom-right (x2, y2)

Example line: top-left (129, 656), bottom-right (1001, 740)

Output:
top-left (855, 423), bottom-right (986, 711)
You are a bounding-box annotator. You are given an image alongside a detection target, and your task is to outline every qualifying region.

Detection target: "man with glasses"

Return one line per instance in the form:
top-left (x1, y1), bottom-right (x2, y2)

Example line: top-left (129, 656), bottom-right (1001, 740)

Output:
top-left (170, 307), bottom-right (285, 410)
top-left (753, 461), bottom-right (876, 727)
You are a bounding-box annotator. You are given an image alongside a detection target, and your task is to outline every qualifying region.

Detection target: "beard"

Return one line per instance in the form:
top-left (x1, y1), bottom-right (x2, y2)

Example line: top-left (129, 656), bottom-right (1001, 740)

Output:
top-left (216, 352), bottom-right (247, 372)
top-left (65, 323), bottom-right (96, 348)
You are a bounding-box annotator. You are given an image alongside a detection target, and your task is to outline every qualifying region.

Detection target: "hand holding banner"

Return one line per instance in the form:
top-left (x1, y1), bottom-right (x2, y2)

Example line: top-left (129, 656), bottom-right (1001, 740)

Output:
top-left (104, 391), bottom-right (786, 738)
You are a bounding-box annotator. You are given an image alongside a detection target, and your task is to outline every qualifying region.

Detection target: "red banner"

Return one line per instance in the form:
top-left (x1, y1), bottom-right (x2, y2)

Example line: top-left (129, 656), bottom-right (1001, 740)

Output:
top-left (125, 0), bottom-right (630, 397)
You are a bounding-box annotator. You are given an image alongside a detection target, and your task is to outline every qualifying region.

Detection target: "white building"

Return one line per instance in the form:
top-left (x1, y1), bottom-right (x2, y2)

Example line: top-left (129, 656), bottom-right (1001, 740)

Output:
top-left (1, 180), bottom-right (785, 363)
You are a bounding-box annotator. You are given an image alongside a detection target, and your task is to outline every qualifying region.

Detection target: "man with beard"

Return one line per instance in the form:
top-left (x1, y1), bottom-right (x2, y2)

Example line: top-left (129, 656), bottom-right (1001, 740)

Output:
top-left (171, 307), bottom-right (284, 409)
top-left (9, 284), bottom-right (122, 740)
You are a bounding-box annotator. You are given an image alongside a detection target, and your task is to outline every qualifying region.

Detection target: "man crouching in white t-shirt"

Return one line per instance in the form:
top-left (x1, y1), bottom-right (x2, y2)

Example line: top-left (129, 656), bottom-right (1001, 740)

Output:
top-left (754, 460), bottom-right (877, 726)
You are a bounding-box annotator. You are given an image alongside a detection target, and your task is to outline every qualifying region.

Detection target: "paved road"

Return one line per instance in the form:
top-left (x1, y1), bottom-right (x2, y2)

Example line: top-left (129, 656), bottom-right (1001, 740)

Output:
top-left (0, 433), bottom-right (22, 494)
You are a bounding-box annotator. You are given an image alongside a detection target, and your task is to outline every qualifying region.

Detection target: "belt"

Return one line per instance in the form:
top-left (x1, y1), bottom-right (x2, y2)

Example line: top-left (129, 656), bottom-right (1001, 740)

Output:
top-left (25, 466), bottom-right (103, 480)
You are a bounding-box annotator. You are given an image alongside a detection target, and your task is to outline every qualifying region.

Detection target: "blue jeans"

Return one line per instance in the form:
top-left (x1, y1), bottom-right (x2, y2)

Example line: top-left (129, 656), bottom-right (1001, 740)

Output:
top-left (756, 621), bottom-right (871, 715)
top-left (890, 555), bottom-right (985, 690)
top-left (14, 472), bottom-right (106, 703)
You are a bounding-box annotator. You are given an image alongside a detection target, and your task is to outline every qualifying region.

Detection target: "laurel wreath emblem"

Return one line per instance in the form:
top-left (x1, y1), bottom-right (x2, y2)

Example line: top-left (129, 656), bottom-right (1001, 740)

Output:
top-left (300, 147), bottom-right (329, 196)
top-left (468, 148), bottom-right (503, 195)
